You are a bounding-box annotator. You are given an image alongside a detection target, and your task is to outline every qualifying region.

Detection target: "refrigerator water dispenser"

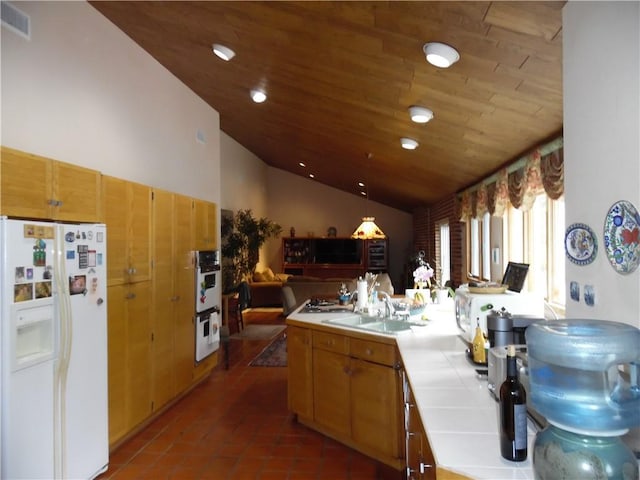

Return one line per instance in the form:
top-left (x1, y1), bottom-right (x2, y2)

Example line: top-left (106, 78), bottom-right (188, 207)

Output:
top-left (11, 302), bottom-right (54, 371)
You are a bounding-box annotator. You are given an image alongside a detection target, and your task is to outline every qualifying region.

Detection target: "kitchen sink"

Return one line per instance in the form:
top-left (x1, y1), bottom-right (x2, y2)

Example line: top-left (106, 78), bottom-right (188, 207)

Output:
top-left (322, 315), bottom-right (419, 335)
top-left (323, 315), bottom-right (378, 327)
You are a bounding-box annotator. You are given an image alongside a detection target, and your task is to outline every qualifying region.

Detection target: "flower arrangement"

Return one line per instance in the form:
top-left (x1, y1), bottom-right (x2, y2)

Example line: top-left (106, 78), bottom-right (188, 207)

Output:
top-left (413, 263), bottom-right (434, 289)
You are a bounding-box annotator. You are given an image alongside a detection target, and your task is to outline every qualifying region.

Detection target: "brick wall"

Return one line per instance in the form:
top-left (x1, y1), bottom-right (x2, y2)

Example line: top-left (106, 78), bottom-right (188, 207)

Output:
top-left (412, 194), bottom-right (465, 288)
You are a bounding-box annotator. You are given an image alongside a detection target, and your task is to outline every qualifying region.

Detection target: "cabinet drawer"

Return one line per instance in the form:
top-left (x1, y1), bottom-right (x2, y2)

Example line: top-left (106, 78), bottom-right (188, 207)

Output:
top-left (350, 338), bottom-right (398, 366)
top-left (313, 330), bottom-right (349, 354)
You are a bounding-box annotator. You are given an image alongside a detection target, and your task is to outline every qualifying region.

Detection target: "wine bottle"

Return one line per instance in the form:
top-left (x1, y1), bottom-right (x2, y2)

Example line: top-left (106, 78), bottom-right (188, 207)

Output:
top-left (499, 344), bottom-right (527, 461)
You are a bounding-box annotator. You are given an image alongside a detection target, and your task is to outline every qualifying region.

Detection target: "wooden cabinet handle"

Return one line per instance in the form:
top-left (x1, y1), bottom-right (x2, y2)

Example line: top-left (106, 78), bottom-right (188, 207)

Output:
top-left (365, 348), bottom-right (373, 356)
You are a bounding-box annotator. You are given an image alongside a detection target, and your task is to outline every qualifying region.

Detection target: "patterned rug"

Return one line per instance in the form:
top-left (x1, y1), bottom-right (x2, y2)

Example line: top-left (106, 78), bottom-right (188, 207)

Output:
top-left (249, 334), bottom-right (287, 367)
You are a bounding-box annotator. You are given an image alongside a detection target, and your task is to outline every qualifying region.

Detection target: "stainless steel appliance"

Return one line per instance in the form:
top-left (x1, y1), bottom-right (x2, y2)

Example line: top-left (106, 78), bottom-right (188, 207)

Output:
top-left (194, 250), bottom-right (220, 362)
top-left (486, 308), bottom-right (541, 348)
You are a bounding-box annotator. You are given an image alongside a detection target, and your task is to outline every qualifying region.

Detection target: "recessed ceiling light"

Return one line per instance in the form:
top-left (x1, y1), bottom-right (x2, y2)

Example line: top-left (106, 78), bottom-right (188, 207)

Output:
top-left (250, 89), bottom-right (267, 103)
top-left (299, 162), bottom-right (306, 167)
top-left (309, 173), bottom-right (315, 178)
top-left (408, 106), bottom-right (434, 124)
top-left (358, 182), bottom-right (365, 187)
top-left (423, 42), bottom-right (460, 68)
top-left (401, 137), bottom-right (419, 150)
top-left (360, 191), bottom-right (367, 196)
top-left (212, 43), bottom-right (235, 61)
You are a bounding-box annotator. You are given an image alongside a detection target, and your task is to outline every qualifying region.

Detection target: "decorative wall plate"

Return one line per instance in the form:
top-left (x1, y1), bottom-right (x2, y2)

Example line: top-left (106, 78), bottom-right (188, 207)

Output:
top-left (603, 200), bottom-right (640, 274)
top-left (564, 223), bottom-right (597, 265)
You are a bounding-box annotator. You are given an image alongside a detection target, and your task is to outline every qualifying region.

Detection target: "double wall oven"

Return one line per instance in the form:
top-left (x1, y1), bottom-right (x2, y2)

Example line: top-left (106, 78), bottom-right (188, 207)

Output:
top-left (194, 250), bottom-right (221, 362)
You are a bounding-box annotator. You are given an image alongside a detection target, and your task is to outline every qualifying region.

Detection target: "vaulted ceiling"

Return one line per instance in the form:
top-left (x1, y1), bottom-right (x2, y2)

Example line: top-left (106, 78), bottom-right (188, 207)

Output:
top-left (91, 1), bottom-right (564, 213)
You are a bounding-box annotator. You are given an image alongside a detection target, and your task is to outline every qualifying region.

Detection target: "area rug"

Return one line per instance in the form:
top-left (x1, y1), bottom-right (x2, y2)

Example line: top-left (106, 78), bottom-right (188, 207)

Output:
top-left (249, 334), bottom-right (287, 367)
top-left (230, 324), bottom-right (286, 340)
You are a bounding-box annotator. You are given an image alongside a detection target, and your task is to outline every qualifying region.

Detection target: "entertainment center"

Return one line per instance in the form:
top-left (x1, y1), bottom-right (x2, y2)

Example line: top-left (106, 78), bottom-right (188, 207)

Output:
top-left (282, 237), bottom-right (388, 279)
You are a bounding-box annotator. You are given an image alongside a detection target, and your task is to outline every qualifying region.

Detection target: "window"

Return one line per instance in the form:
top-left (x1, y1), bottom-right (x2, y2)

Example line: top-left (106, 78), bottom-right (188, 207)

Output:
top-left (438, 222), bottom-right (450, 286)
top-left (467, 212), bottom-right (491, 280)
top-left (482, 193), bottom-right (565, 310)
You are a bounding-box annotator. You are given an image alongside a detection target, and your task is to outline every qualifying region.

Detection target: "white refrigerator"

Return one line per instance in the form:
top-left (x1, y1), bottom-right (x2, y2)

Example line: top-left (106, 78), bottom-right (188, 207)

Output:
top-left (0, 217), bottom-right (109, 479)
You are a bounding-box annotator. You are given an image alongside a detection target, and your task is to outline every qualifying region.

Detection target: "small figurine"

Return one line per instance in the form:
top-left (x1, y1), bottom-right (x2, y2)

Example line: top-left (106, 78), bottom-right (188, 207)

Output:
top-left (338, 283), bottom-right (350, 305)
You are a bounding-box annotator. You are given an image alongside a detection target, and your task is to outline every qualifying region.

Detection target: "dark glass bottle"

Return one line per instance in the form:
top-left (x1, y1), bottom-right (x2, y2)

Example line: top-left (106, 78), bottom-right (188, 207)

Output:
top-left (499, 345), bottom-right (527, 461)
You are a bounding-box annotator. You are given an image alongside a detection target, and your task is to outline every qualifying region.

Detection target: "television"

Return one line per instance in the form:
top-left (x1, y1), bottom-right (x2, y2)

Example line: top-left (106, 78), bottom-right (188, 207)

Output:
top-left (314, 238), bottom-right (363, 264)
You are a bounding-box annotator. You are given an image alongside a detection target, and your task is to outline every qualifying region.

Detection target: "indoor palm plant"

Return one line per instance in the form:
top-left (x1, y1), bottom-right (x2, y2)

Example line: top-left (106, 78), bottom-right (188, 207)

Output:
top-left (221, 209), bottom-right (282, 293)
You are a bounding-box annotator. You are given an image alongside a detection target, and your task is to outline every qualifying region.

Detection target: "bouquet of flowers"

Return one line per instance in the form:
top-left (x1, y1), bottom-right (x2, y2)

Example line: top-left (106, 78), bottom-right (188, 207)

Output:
top-left (413, 263), bottom-right (434, 289)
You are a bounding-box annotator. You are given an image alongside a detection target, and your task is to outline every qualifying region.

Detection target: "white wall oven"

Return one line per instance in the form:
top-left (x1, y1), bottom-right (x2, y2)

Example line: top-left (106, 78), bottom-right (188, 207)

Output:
top-left (194, 250), bottom-right (220, 362)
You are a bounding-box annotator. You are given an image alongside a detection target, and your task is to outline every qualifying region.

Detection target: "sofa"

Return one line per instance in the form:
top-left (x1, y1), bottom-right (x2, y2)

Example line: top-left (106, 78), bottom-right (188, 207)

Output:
top-left (247, 268), bottom-right (291, 307)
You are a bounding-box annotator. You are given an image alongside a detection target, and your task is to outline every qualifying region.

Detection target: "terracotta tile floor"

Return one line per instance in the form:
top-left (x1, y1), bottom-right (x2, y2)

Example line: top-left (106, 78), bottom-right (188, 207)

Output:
top-left (98, 311), bottom-right (390, 480)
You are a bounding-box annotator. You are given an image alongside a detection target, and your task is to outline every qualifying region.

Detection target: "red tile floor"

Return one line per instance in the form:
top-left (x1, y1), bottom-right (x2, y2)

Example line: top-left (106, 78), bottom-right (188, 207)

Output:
top-left (98, 310), bottom-right (393, 480)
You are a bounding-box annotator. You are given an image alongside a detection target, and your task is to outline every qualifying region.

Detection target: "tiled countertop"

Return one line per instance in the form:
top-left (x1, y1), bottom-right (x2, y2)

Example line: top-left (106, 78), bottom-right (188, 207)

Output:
top-left (287, 300), bottom-right (536, 480)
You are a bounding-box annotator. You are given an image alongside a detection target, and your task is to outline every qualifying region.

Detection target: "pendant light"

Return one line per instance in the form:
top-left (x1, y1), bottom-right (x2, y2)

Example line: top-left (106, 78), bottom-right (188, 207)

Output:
top-left (351, 153), bottom-right (386, 239)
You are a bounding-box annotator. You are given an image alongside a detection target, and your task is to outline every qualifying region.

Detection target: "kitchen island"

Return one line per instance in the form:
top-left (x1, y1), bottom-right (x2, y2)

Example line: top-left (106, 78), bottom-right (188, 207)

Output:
top-left (286, 300), bottom-right (537, 480)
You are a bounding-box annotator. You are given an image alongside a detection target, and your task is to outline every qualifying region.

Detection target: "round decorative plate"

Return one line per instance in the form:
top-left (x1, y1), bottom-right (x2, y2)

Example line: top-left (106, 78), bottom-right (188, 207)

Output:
top-left (564, 223), bottom-right (597, 265)
top-left (603, 200), bottom-right (640, 274)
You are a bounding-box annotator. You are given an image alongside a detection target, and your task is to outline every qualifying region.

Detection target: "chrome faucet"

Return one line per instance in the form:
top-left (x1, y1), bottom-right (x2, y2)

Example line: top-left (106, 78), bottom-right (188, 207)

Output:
top-left (378, 292), bottom-right (396, 319)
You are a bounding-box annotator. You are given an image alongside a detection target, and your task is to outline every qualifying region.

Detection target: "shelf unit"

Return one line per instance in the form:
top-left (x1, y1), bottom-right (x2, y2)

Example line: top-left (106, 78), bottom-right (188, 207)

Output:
top-left (282, 237), bottom-right (388, 278)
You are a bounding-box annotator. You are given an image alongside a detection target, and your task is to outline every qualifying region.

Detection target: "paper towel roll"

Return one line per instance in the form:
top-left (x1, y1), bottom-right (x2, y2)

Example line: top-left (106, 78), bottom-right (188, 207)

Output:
top-left (356, 279), bottom-right (368, 310)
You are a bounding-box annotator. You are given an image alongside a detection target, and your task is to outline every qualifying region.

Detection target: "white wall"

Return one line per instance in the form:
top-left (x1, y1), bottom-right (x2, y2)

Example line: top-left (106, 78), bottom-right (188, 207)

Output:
top-left (1, 1), bottom-right (220, 203)
top-left (219, 131), bottom-right (268, 216)
top-left (563, 1), bottom-right (640, 326)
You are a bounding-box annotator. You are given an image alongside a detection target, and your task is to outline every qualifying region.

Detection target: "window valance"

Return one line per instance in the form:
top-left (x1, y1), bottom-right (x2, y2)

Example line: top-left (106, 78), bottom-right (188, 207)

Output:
top-left (459, 137), bottom-right (563, 222)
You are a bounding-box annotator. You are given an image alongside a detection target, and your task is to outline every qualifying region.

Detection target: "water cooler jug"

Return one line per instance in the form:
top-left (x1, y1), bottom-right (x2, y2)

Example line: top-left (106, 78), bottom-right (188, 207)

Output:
top-left (526, 319), bottom-right (640, 480)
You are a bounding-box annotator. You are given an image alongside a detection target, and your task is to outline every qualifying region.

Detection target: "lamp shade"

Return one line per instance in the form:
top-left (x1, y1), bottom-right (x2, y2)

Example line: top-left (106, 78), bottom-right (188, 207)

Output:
top-left (423, 42), bottom-right (460, 68)
top-left (351, 217), bottom-right (386, 239)
top-left (212, 43), bottom-right (235, 61)
top-left (409, 106), bottom-right (434, 123)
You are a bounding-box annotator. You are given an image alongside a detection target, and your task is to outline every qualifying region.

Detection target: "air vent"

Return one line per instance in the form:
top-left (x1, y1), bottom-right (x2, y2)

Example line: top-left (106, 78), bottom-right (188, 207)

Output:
top-left (1, 1), bottom-right (30, 40)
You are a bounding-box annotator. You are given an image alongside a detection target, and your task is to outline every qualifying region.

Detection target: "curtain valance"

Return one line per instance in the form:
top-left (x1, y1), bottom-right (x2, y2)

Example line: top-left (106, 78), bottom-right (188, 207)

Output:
top-left (459, 138), bottom-right (563, 222)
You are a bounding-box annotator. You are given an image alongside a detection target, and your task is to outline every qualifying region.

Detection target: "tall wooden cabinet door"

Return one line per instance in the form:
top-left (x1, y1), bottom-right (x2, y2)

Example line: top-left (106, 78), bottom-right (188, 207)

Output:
top-left (102, 178), bottom-right (151, 285)
top-left (126, 281), bottom-right (153, 429)
top-left (107, 284), bottom-right (127, 445)
top-left (52, 161), bottom-right (101, 222)
top-left (350, 358), bottom-right (402, 459)
top-left (128, 183), bottom-right (152, 282)
top-left (0, 147), bottom-right (53, 218)
top-left (193, 199), bottom-right (217, 251)
top-left (102, 176), bottom-right (129, 286)
top-left (151, 189), bottom-right (176, 411)
top-left (173, 194), bottom-right (195, 392)
top-left (313, 348), bottom-right (350, 436)
top-left (288, 326), bottom-right (313, 418)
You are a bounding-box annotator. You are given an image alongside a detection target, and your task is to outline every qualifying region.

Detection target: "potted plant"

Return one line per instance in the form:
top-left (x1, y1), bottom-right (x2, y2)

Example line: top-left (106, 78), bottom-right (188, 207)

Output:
top-left (221, 209), bottom-right (282, 293)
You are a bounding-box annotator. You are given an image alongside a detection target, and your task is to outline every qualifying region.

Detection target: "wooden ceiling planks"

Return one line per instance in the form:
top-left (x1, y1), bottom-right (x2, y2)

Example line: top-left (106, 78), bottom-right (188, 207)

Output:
top-left (90, 0), bottom-right (565, 212)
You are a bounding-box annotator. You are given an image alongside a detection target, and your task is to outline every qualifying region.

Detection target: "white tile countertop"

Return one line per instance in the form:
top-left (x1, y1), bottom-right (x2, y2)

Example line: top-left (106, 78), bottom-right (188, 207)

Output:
top-left (394, 300), bottom-right (538, 480)
top-left (287, 299), bottom-right (537, 480)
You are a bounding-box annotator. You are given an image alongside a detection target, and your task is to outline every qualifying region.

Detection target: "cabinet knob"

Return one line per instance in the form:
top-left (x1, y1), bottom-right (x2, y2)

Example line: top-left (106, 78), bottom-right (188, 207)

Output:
top-left (126, 293), bottom-right (136, 300)
top-left (365, 348), bottom-right (373, 356)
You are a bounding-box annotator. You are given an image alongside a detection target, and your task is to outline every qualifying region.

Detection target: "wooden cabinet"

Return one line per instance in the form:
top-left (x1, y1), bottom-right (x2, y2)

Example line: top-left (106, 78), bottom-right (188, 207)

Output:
top-left (288, 324), bottom-right (403, 470)
top-left (102, 176), bottom-right (151, 286)
top-left (404, 374), bottom-right (436, 480)
top-left (1, 146), bottom-right (101, 222)
top-left (107, 282), bottom-right (152, 445)
top-left (287, 326), bottom-right (313, 418)
top-left (365, 238), bottom-right (388, 272)
top-left (193, 199), bottom-right (217, 251)
top-left (151, 189), bottom-right (197, 412)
